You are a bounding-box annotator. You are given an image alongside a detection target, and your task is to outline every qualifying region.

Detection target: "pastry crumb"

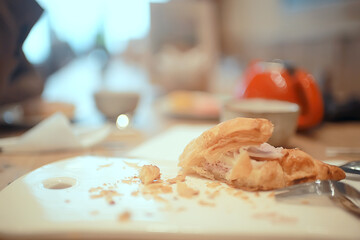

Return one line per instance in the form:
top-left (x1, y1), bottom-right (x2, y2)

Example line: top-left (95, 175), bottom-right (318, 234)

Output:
top-left (206, 182), bottom-right (222, 188)
top-left (131, 190), bottom-right (139, 197)
top-left (89, 187), bottom-right (103, 193)
top-left (167, 174), bottom-right (186, 184)
top-left (90, 190), bottom-right (122, 205)
top-left (233, 189), bottom-right (244, 196)
top-left (198, 200), bottom-right (215, 207)
top-left (206, 190), bottom-right (220, 199)
top-left (139, 165), bottom-right (161, 184)
top-left (234, 191), bottom-right (247, 198)
top-left (267, 192), bottom-right (275, 198)
top-left (122, 176), bottom-right (140, 185)
top-left (97, 163), bottom-right (113, 170)
top-left (124, 161), bottom-right (142, 169)
top-left (118, 211), bottom-right (131, 222)
top-left (142, 182), bottom-right (173, 195)
top-left (177, 182), bottom-right (199, 198)
top-left (153, 195), bottom-right (167, 202)
top-left (240, 195), bottom-right (249, 200)
top-left (301, 200), bottom-right (310, 205)
top-left (225, 187), bottom-right (237, 195)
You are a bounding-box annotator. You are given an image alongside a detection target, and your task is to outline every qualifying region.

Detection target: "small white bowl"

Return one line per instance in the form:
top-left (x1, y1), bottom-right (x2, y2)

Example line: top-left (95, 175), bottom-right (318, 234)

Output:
top-left (94, 90), bottom-right (140, 120)
top-left (221, 98), bottom-right (299, 146)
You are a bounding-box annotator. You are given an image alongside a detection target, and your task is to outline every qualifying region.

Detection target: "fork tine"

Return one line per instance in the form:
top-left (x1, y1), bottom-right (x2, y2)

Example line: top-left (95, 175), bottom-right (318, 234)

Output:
top-left (274, 180), bottom-right (360, 216)
top-left (275, 180), bottom-right (318, 193)
top-left (275, 180), bottom-right (329, 199)
top-left (275, 184), bottom-right (316, 199)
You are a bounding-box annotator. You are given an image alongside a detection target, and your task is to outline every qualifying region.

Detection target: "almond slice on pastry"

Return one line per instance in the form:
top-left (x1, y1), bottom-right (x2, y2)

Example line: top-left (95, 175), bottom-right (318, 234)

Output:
top-left (178, 117), bottom-right (345, 191)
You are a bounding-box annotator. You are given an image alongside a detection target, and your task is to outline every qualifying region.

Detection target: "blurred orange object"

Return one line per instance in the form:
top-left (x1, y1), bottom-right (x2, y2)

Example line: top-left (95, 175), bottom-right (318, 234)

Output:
top-left (159, 90), bottom-right (220, 120)
top-left (236, 60), bottom-right (324, 130)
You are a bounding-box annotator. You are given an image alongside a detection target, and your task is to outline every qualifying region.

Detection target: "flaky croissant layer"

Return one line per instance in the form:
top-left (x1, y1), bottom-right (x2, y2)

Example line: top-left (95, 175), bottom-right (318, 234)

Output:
top-left (178, 117), bottom-right (345, 191)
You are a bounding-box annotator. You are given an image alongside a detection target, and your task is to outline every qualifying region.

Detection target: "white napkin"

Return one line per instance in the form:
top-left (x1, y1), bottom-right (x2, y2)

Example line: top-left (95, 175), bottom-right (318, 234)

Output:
top-left (0, 113), bottom-right (111, 153)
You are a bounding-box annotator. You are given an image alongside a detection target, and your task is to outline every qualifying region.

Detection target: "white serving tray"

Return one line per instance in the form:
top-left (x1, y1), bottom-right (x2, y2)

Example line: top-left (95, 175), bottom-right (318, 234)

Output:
top-left (0, 155), bottom-right (359, 240)
top-left (1, 125), bottom-right (359, 239)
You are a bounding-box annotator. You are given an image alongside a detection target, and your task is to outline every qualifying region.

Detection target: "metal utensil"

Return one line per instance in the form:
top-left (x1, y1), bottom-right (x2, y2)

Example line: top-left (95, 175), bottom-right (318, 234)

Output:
top-left (339, 161), bottom-right (360, 175)
top-left (275, 180), bottom-right (360, 217)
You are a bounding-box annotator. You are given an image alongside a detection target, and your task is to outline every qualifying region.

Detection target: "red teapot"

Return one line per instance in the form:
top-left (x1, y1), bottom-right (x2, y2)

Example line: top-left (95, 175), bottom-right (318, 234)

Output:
top-left (236, 60), bottom-right (324, 130)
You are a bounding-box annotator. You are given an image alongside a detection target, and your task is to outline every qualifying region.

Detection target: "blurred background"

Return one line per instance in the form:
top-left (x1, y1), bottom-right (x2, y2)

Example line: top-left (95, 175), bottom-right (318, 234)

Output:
top-left (1, 0), bottom-right (360, 131)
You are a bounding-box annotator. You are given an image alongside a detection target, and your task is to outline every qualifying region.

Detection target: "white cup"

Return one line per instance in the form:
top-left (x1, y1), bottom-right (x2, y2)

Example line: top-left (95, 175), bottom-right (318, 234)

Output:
top-left (94, 90), bottom-right (140, 121)
top-left (221, 98), bottom-right (299, 146)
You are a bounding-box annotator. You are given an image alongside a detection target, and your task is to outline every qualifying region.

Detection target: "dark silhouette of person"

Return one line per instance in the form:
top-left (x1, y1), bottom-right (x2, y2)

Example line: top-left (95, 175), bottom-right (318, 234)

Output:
top-left (0, 0), bottom-right (44, 106)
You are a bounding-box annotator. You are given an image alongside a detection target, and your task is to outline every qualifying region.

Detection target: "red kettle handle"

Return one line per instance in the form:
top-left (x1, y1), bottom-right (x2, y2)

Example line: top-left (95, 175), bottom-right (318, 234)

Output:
top-left (293, 70), bottom-right (324, 130)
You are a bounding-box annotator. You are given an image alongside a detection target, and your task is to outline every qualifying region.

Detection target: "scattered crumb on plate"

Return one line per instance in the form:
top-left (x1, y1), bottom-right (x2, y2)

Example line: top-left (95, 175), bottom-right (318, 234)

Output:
top-left (206, 182), bottom-right (222, 188)
top-left (139, 165), bottom-right (161, 184)
top-left (234, 191), bottom-right (249, 200)
top-left (167, 174), bottom-right (186, 184)
top-left (118, 211), bottom-right (131, 222)
top-left (89, 187), bottom-right (103, 193)
top-left (142, 182), bottom-right (173, 195)
top-left (90, 189), bottom-right (122, 205)
top-left (267, 192), bottom-right (275, 198)
top-left (131, 190), bottom-right (139, 197)
top-left (122, 176), bottom-right (140, 185)
top-left (153, 195), bottom-right (168, 202)
top-left (206, 190), bottom-right (220, 199)
top-left (224, 187), bottom-right (237, 195)
top-left (124, 161), bottom-right (142, 169)
top-left (198, 200), bottom-right (215, 207)
top-left (97, 163), bottom-right (113, 171)
top-left (301, 200), bottom-right (310, 205)
top-left (177, 182), bottom-right (199, 198)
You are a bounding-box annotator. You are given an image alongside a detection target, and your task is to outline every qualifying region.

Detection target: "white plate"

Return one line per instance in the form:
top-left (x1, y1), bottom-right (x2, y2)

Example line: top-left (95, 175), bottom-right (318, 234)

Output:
top-left (0, 156), bottom-right (359, 240)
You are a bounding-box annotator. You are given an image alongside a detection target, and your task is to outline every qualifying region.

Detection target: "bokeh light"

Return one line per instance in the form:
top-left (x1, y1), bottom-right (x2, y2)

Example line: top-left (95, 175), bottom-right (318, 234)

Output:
top-left (116, 114), bottom-right (130, 129)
